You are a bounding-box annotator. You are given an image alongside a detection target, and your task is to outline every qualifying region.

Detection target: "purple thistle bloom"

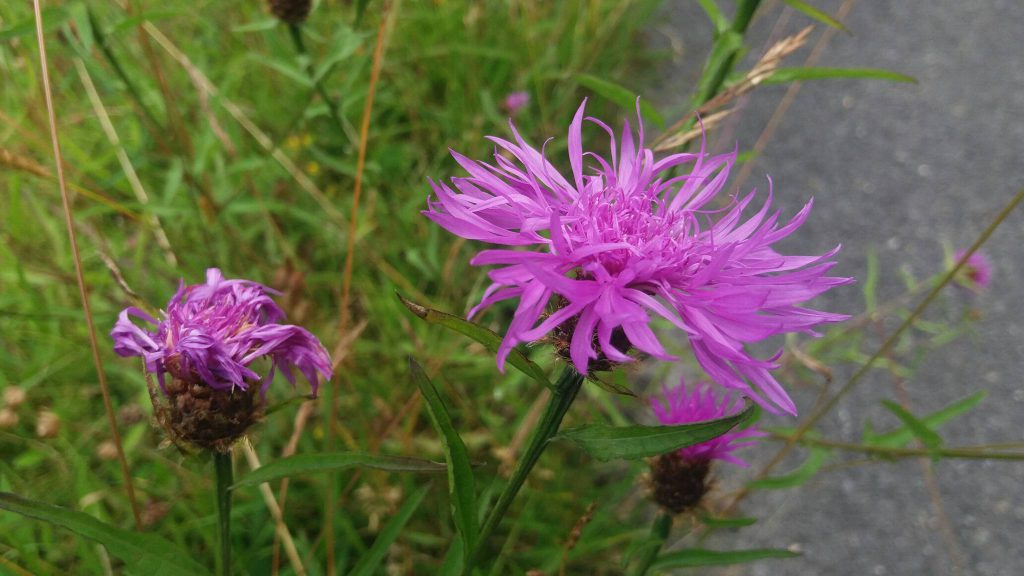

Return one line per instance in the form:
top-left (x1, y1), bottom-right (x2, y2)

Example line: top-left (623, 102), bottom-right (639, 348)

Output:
top-left (651, 379), bottom-right (765, 467)
top-left (502, 91), bottom-right (530, 116)
top-left (111, 268), bottom-right (332, 396)
top-left (953, 249), bottom-right (993, 290)
top-left (424, 100), bottom-right (851, 415)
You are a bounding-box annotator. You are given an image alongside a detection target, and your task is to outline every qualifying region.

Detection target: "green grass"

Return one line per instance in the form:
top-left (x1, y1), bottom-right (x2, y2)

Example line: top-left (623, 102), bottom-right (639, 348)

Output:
top-left (0, 1), bottom-right (1010, 574)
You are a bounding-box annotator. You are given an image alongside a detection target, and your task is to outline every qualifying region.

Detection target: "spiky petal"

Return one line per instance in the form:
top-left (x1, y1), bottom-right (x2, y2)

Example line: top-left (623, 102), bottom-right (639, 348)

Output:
top-left (111, 268), bottom-right (332, 396)
top-left (424, 99), bottom-right (851, 414)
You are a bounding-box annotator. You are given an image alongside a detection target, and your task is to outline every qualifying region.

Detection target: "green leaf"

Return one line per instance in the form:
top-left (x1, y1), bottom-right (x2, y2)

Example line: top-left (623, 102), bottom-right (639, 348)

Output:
top-left (397, 293), bottom-right (552, 389)
top-left (314, 25), bottom-right (364, 82)
top-left (0, 493), bottom-right (209, 576)
top-left (0, 7), bottom-right (68, 41)
top-left (588, 374), bottom-right (637, 398)
top-left (231, 18), bottom-right (279, 33)
top-left (782, 0), bottom-right (849, 32)
top-left (409, 358), bottom-right (478, 564)
top-left (230, 452), bottom-right (445, 489)
top-left (765, 67), bottom-right (917, 85)
top-left (748, 446), bottom-right (830, 489)
top-left (865, 391), bottom-right (986, 448)
top-left (699, 515), bottom-right (757, 528)
top-left (880, 401), bottom-right (943, 454)
top-left (574, 74), bottom-right (665, 128)
top-left (652, 547), bottom-right (800, 569)
top-left (347, 485), bottom-right (429, 576)
top-left (555, 400), bottom-right (756, 461)
top-left (696, 0), bottom-right (730, 34)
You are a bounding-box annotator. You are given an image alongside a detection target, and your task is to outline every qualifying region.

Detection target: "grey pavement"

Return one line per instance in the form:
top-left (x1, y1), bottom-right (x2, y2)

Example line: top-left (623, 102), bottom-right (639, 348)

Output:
top-left (647, 1), bottom-right (1023, 574)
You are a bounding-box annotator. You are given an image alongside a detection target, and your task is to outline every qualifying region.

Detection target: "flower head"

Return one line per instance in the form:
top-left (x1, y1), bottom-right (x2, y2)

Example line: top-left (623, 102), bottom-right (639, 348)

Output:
top-left (111, 269), bottom-right (332, 452)
top-left (424, 100), bottom-right (851, 414)
top-left (113, 268), bottom-right (332, 395)
top-left (953, 249), bottom-right (993, 291)
top-left (502, 91), bottom-right (530, 116)
top-left (650, 379), bottom-right (765, 467)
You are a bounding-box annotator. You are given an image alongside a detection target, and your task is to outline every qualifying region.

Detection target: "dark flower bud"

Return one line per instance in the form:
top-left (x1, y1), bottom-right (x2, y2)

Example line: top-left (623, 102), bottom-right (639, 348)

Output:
top-left (269, 0), bottom-right (312, 24)
top-left (649, 451), bottom-right (710, 514)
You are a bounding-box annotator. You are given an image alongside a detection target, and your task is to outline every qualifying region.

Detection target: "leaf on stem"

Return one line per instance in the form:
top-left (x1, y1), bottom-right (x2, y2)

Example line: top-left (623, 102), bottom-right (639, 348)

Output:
top-left (748, 445), bottom-right (830, 490)
top-left (409, 358), bottom-right (479, 564)
top-left (230, 452), bottom-right (446, 489)
top-left (555, 400), bottom-right (756, 461)
top-left (575, 74), bottom-right (665, 128)
top-left (782, 0), bottom-right (849, 32)
top-left (880, 401), bottom-right (943, 457)
top-left (863, 391), bottom-right (986, 448)
top-left (397, 293), bottom-right (552, 389)
top-left (0, 493), bottom-right (209, 576)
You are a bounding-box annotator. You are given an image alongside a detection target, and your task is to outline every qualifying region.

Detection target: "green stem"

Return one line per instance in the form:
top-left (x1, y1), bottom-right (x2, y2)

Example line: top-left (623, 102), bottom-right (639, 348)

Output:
top-left (463, 365), bottom-right (585, 574)
top-left (214, 451), bottom-right (233, 576)
top-left (287, 24), bottom-right (354, 146)
top-left (693, 0), bottom-right (763, 108)
top-left (630, 512), bottom-right (673, 576)
top-left (86, 7), bottom-right (163, 132)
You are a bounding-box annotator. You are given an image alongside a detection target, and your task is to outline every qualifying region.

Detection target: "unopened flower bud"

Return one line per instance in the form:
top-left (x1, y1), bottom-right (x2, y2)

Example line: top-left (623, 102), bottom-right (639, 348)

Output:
top-left (268, 0), bottom-right (312, 24)
top-left (97, 440), bottom-right (120, 461)
top-left (649, 451), bottom-right (710, 514)
top-left (3, 386), bottom-right (27, 409)
top-left (36, 410), bottom-right (61, 438)
top-left (0, 408), bottom-right (19, 429)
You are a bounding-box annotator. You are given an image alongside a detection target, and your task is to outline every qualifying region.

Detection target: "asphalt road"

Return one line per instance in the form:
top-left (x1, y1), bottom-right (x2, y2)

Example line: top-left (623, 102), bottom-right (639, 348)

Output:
top-left (646, 1), bottom-right (1024, 574)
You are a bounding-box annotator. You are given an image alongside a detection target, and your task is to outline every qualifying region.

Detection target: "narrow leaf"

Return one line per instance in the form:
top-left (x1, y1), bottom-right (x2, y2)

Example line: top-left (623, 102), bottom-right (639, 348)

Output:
top-left (865, 391), bottom-right (986, 448)
top-left (555, 400), bottom-right (756, 461)
top-left (765, 67), bottom-right (916, 85)
top-left (397, 293), bottom-right (552, 389)
top-left (409, 358), bottom-right (478, 562)
top-left (863, 248), bottom-right (879, 312)
top-left (699, 515), bottom-right (757, 528)
top-left (782, 0), bottom-right (849, 32)
top-left (347, 485), bottom-right (429, 576)
top-left (696, 0), bottom-right (730, 33)
top-left (231, 452), bottom-right (445, 489)
top-left (0, 493), bottom-right (209, 576)
top-left (881, 401), bottom-right (943, 452)
top-left (652, 547), bottom-right (799, 568)
top-left (575, 74), bottom-right (665, 128)
top-left (748, 446), bottom-right (830, 489)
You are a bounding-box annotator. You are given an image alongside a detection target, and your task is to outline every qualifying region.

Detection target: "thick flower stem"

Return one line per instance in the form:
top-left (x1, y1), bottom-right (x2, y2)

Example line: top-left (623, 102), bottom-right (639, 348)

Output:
top-left (630, 512), bottom-right (673, 576)
top-left (463, 366), bottom-right (585, 574)
top-left (214, 451), bottom-right (233, 576)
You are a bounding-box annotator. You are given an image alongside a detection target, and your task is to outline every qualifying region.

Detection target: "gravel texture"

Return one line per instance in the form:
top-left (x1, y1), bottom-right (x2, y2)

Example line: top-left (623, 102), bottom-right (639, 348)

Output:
top-left (645, 1), bottom-right (1024, 574)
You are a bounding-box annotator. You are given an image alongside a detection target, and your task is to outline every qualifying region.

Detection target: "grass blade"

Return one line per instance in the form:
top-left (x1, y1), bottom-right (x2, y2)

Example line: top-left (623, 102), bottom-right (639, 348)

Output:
top-left (782, 0), bottom-right (849, 32)
top-left (0, 493), bottom-right (209, 576)
top-left (231, 452), bottom-right (446, 490)
top-left (347, 485), bottom-right (430, 576)
top-left (575, 74), bottom-right (665, 127)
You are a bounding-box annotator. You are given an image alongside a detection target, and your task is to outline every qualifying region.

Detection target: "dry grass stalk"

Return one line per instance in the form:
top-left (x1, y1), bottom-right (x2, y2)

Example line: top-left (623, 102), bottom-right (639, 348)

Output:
top-left (31, 0), bottom-right (142, 528)
top-left (73, 58), bottom-right (178, 266)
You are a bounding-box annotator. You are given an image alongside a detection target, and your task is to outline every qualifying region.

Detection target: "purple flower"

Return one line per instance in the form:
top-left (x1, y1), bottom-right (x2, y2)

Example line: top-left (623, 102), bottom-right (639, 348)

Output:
top-left (651, 379), bottom-right (765, 467)
top-left (502, 91), bottom-right (530, 116)
top-left (111, 268), bottom-right (332, 396)
top-left (424, 100), bottom-right (851, 414)
top-left (953, 249), bottom-right (993, 290)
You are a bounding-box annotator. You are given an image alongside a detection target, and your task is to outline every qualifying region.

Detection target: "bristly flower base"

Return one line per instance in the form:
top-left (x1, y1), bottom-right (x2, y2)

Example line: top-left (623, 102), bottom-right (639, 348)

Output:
top-left (151, 377), bottom-right (264, 454)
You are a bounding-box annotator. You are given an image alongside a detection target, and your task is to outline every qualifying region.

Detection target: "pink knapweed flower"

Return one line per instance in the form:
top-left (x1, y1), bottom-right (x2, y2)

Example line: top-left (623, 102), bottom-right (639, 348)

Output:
top-left (651, 379), bottom-right (765, 467)
top-left (112, 268), bottom-right (332, 396)
top-left (953, 249), bottom-right (993, 291)
top-left (424, 100), bottom-right (850, 414)
top-left (502, 91), bottom-right (530, 116)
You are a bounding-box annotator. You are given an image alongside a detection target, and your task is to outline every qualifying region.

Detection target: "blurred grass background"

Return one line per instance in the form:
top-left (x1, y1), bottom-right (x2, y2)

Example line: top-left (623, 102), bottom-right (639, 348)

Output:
top-left (0, 1), bottom-right (668, 573)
